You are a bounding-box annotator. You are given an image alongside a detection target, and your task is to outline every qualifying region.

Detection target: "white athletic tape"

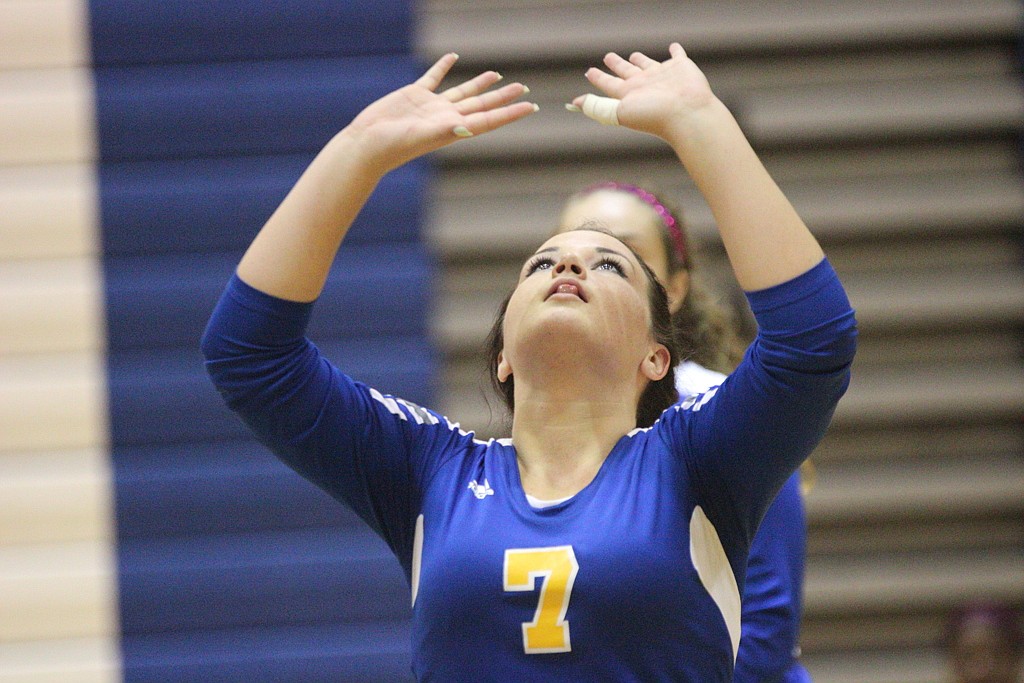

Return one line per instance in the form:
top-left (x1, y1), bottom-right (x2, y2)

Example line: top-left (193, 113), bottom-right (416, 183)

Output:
top-left (580, 93), bottom-right (620, 126)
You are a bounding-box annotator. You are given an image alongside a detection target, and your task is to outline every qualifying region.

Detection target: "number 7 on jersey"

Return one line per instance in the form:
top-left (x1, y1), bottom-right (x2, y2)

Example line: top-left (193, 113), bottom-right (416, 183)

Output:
top-left (503, 546), bottom-right (579, 654)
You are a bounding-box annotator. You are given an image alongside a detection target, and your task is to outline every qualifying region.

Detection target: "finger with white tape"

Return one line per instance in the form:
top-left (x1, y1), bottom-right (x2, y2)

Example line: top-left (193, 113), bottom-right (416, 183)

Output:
top-left (578, 93), bottom-right (620, 126)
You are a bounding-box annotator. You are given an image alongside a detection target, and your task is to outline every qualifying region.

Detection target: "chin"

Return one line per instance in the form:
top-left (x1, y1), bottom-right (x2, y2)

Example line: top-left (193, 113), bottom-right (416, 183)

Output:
top-left (513, 316), bottom-right (602, 365)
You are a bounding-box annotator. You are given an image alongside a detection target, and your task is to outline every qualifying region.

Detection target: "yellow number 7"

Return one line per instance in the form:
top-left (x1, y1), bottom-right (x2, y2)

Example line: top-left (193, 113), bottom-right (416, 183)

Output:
top-left (503, 546), bottom-right (579, 654)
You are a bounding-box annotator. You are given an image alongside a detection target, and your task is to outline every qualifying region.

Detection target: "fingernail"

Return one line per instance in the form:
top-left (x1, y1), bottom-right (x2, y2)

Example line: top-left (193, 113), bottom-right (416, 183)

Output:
top-left (521, 85), bottom-right (530, 95)
top-left (453, 126), bottom-right (473, 137)
top-left (494, 72), bottom-right (503, 81)
top-left (532, 103), bottom-right (540, 112)
top-left (565, 103), bottom-right (581, 112)
top-left (451, 53), bottom-right (459, 60)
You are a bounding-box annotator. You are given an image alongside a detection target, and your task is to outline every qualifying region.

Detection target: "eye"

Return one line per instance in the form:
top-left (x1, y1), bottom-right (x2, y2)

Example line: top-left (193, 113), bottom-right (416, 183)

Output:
top-left (525, 256), bottom-right (555, 275)
top-left (595, 257), bottom-right (626, 276)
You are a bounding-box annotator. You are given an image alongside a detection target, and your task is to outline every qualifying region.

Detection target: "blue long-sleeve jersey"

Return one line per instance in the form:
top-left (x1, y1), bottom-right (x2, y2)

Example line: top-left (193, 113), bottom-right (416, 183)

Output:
top-left (201, 258), bottom-right (856, 681)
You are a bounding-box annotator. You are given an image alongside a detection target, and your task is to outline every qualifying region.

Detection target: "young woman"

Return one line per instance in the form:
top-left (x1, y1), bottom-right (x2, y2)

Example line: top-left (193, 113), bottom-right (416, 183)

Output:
top-left (556, 183), bottom-right (813, 681)
top-left (202, 44), bottom-right (856, 681)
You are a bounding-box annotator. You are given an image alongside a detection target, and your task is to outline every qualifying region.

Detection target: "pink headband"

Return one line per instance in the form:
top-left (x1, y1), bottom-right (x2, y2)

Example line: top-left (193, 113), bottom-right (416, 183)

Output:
top-left (583, 182), bottom-right (687, 264)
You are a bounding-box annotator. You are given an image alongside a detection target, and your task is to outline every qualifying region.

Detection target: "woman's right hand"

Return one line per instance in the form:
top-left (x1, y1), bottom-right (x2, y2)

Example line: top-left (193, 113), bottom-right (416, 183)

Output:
top-left (234, 53), bottom-right (535, 303)
top-left (343, 53), bottom-right (537, 175)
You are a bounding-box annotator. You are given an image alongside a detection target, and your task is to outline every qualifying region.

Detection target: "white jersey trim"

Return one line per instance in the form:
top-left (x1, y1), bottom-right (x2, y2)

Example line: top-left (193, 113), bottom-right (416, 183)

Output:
top-left (411, 513), bottom-right (424, 607)
top-left (369, 387), bottom-right (496, 444)
top-left (689, 505), bottom-right (741, 663)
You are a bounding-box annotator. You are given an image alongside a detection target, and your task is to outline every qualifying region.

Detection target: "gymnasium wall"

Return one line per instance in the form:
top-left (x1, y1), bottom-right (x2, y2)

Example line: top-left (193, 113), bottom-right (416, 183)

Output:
top-left (419, 2), bottom-right (1024, 682)
top-left (2, 2), bottom-right (1023, 683)
top-left (2, 1), bottom-right (426, 681)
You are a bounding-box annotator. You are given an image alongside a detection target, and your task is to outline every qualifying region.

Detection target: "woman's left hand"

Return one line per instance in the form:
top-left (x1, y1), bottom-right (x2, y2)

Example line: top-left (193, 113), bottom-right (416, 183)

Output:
top-left (569, 43), bottom-right (718, 143)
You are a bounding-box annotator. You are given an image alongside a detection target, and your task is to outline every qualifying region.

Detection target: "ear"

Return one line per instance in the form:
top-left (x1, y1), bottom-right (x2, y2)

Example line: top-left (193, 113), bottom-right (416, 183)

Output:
top-left (641, 343), bottom-right (672, 382)
top-left (665, 270), bottom-right (689, 314)
top-left (496, 351), bottom-right (513, 383)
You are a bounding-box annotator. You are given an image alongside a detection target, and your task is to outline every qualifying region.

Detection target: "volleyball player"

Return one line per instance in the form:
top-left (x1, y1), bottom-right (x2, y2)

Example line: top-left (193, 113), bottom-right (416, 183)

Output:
top-left (203, 44), bottom-right (856, 680)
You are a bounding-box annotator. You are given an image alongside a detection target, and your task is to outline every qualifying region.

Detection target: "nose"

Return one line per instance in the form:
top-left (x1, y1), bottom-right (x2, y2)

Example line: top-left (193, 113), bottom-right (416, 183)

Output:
top-left (554, 252), bottom-right (585, 277)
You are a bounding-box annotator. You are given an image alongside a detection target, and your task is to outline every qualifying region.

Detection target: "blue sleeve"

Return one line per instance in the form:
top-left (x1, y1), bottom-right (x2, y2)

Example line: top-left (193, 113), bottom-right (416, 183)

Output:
top-left (659, 258), bottom-right (856, 564)
top-left (200, 274), bottom-right (464, 574)
top-left (733, 472), bottom-right (808, 683)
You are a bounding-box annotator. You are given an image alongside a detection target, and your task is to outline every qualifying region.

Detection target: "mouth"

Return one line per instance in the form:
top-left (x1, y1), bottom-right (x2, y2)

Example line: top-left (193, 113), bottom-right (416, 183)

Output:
top-left (547, 278), bottom-right (587, 302)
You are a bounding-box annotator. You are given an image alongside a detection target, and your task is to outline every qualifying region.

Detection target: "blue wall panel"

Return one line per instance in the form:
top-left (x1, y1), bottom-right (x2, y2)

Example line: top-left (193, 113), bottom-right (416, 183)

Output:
top-left (107, 338), bottom-right (433, 446)
top-left (100, 160), bottom-right (428, 256)
top-left (118, 529), bottom-right (411, 632)
top-left (114, 442), bottom-right (362, 538)
top-left (91, 2), bottom-right (423, 679)
top-left (93, 58), bottom-right (421, 161)
top-left (122, 623), bottom-right (413, 683)
top-left (90, 0), bottom-right (411, 65)
top-left (104, 245), bottom-right (432, 350)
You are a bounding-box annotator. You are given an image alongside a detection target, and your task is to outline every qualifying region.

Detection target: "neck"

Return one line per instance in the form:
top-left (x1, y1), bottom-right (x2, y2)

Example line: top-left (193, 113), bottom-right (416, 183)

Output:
top-left (510, 384), bottom-right (638, 500)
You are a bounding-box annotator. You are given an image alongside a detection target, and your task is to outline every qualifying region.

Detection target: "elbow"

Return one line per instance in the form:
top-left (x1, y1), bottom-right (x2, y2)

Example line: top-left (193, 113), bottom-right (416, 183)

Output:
top-left (829, 314), bottom-right (858, 387)
top-left (199, 324), bottom-right (225, 388)
top-left (199, 316), bottom-right (237, 395)
top-left (808, 307), bottom-right (859, 374)
top-left (836, 308), bottom-right (858, 363)
top-left (757, 307), bottom-right (858, 377)
top-left (199, 323), bottom-right (217, 363)
top-left (199, 314), bottom-right (229, 364)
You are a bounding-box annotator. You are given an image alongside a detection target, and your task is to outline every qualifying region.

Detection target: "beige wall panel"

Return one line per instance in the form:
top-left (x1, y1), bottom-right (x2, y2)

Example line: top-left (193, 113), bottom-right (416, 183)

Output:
top-left (0, 637), bottom-right (119, 683)
top-left (806, 548), bottom-right (1024, 612)
top-left (828, 364), bottom-right (1024, 427)
top-left (807, 453), bottom-right (1024, 522)
top-left (0, 352), bottom-right (108, 451)
top-left (0, 258), bottom-right (104, 355)
top-left (745, 76), bottom-right (1024, 144)
top-left (428, 163), bottom-right (1024, 256)
top-left (0, 448), bottom-right (113, 544)
top-left (0, 0), bottom-right (90, 69)
top-left (0, 164), bottom-right (98, 260)
top-left (0, 68), bottom-right (96, 165)
top-left (0, 0), bottom-right (119, 677)
top-left (0, 541), bottom-right (118, 641)
top-left (418, 0), bottom-right (1024, 62)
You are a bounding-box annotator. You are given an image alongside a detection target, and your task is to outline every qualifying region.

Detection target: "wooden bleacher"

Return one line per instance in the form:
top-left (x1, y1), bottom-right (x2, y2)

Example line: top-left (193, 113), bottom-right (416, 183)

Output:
top-left (416, 1), bottom-right (1024, 681)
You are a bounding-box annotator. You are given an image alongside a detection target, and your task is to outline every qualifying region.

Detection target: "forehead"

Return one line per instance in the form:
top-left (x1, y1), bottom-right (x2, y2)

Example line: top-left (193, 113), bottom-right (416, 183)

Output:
top-left (536, 228), bottom-right (640, 260)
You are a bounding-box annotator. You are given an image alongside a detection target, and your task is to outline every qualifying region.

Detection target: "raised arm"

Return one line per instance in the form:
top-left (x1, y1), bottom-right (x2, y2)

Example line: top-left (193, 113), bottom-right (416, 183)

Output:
top-left (569, 43), bottom-right (822, 291)
top-left (238, 53), bottom-right (537, 302)
top-left (570, 45), bottom-right (856, 570)
top-left (202, 56), bottom-right (535, 559)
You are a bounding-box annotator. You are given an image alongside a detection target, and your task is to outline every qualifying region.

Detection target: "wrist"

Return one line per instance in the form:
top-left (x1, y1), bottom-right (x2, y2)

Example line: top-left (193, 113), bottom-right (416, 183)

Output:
top-left (662, 96), bottom-right (734, 156)
top-left (328, 126), bottom-right (393, 180)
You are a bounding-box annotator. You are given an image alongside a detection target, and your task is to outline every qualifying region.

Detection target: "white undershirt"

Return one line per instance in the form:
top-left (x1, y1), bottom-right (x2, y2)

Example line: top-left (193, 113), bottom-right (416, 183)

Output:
top-left (525, 493), bottom-right (573, 509)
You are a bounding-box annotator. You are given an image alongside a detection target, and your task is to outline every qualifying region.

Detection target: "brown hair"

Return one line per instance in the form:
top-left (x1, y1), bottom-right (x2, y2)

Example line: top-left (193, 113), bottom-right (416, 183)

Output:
top-left (485, 226), bottom-right (680, 429)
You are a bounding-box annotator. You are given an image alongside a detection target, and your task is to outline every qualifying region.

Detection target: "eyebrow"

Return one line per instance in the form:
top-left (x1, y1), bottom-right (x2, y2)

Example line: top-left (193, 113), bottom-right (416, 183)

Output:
top-left (596, 246), bottom-right (630, 260)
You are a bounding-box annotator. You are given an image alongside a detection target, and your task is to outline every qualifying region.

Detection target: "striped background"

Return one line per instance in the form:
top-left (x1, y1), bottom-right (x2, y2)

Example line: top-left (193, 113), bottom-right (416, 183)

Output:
top-left (4, 2), bottom-right (1024, 682)
top-left (2, 1), bottom-right (424, 680)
